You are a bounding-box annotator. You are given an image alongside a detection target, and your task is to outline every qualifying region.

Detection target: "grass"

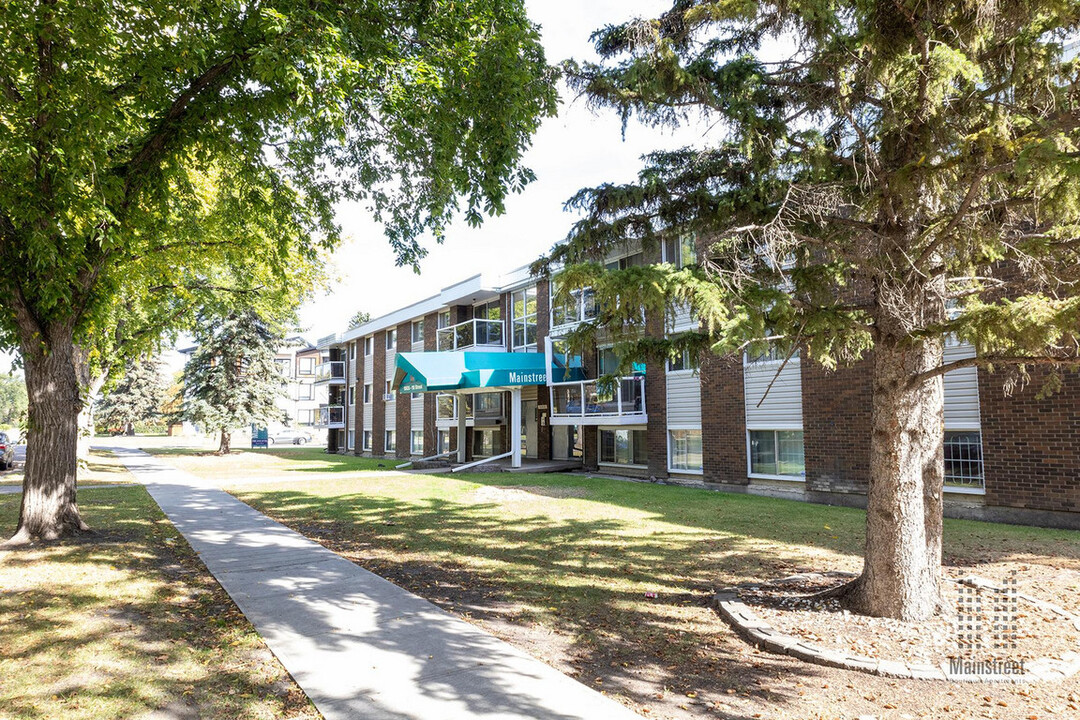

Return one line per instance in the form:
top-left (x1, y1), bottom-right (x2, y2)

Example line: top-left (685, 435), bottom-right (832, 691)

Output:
top-left (144, 446), bottom-right (392, 481)
top-left (0, 452), bottom-right (317, 720)
top-left (228, 470), bottom-right (1080, 720)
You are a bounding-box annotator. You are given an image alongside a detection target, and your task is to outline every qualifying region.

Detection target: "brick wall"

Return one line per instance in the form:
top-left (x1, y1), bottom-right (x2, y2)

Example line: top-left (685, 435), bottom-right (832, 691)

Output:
top-left (535, 279), bottom-right (553, 461)
top-left (700, 353), bottom-right (747, 484)
top-left (372, 330), bottom-right (386, 456)
top-left (353, 341), bottom-right (364, 456)
top-left (395, 322), bottom-right (411, 459)
top-left (802, 357), bottom-right (873, 494)
top-left (423, 312), bottom-right (438, 456)
top-left (980, 367), bottom-right (1080, 512)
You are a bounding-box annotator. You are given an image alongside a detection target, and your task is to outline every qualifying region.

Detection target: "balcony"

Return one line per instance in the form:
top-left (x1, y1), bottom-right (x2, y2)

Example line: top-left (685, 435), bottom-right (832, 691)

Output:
top-left (317, 404), bottom-right (345, 429)
top-left (435, 392), bottom-right (504, 426)
top-left (314, 361), bottom-right (346, 384)
top-left (550, 287), bottom-right (600, 334)
top-left (550, 376), bottom-right (647, 426)
top-left (436, 319), bottom-right (504, 352)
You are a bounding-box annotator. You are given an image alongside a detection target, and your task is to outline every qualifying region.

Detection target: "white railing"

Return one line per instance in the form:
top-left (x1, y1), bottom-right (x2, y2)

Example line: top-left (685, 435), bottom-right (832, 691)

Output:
top-left (451, 450), bottom-right (514, 473)
top-left (436, 318), bottom-right (504, 351)
top-left (550, 376), bottom-right (646, 421)
top-left (314, 361), bottom-right (346, 383)
top-left (550, 286), bottom-right (600, 333)
top-left (317, 404), bottom-right (345, 428)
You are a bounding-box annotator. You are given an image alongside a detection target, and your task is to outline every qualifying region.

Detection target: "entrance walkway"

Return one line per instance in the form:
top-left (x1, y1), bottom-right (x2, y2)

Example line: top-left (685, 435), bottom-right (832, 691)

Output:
top-left (109, 448), bottom-right (640, 720)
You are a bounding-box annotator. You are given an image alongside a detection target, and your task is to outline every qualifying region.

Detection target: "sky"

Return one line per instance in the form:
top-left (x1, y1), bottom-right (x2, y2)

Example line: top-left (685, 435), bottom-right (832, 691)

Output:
top-left (296, 0), bottom-right (709, 342)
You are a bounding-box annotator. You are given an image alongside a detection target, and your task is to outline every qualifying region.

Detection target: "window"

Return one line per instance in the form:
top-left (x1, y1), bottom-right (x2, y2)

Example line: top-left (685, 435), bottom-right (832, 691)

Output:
top-left (363, 430), bottom-right (372, 451)
top-left (349, 342), bottom-right (356, 360)
top-left (298, 357), bottom-right (315, 375)
top-left (945, 431), bottom-right (984, 489)
top-left (749, 430), bottom-right (805, 478)
top-left (385, 430), bottom-right (396, 452)
top-left (669, 430), bottom-right (703, 472)
top-left (386, 329), bottom-right (396, 351)
top-left (511, 286), bottom-right (538, 351)
top-left (472, 429), bottom-right (498, 457)
top-left (474, 299), bottom-right (501, 320)
top-left (411, 430), bottom-right (424, 455)
top-left (297, 383), bottom-right (314, 401)
top-left (663, 234), bottom-right (697, 269)
top-left (437, 394), bottom-right (457, 420)
top-left (599, 428), bottom-right (648, 466)
top-left (348, 430), bottom-right (354, 450)
top-left (385, 380), bottom-right (392, 397)
top-left (297, 409), bottom-right (316, 425)
top-left (275, 359), bottom-right (291, 376)
top-left (667, 348), bottom-right (696, 372)
top-left (605, 252), bottom-right (644, 271)
top-left (411, 320), bottom-right (424, 344)
top-left (474, 392), bottom-right (502, 417)
top-left (364, 336), bottom-right (373, 356)
top-left (438, 310), bottom-right (451, 329)
top-left (363, 383), bottom-right (372, 403)
top-left (438, 430), bottom-right (451, 454)
top-left (347, 386), bottom-right (355, 405)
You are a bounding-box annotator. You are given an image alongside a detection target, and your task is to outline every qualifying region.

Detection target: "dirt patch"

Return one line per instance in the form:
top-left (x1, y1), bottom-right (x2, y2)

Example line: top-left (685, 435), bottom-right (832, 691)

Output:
top-left (470, 485), bottom-right (592, 502)
top-left (739, 571), bottom-right (1080, 668)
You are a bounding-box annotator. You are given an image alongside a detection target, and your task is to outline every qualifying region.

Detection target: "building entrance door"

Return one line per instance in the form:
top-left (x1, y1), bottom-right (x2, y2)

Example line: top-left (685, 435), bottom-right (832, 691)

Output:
top-left (522, 400), bottom-right (538, 459)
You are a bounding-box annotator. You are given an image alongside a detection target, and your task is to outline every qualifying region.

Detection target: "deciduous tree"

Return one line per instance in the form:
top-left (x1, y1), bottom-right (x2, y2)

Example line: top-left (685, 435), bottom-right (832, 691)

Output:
top-left (0, 0), bottom-right (556, 542)
top-left (546, 1), bottom-right (1080, 620)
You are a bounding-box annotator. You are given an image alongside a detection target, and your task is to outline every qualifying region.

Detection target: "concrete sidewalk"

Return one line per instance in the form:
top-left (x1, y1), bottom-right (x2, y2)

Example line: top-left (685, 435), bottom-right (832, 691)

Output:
top-left (109, 447), bottom-right (641, 720)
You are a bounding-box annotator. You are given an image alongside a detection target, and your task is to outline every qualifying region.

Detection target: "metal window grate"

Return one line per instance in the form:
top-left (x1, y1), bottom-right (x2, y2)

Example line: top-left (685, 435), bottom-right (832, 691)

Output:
top-left (945, 431), bottom-right (984, 487)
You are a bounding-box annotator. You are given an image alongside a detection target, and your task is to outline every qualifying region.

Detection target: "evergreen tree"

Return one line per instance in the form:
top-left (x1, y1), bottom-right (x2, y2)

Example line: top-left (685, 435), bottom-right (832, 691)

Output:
top-left (96, 358), bottom-right (168, 435)
top-left (179, 312), bottom-right (287, 455)
top-left (547, 2), bottom-right (1080, 620)
top-left (0, 373), bottom-right (27, 427)
top-left (348, 311), bottom-right (373, 330)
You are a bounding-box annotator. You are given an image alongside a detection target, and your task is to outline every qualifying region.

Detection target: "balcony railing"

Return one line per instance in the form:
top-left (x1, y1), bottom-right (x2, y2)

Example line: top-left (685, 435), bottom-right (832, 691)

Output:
top-left (314, 361), bottom-right (346, 384)
top-left (550, 376), bottom-right (646, 425)
top-left (550, 287), bottom-right (600, 332)
top-left (317, 404), bottom-right (345, 428)
top-left (436, 319), bottom-right (504, 352)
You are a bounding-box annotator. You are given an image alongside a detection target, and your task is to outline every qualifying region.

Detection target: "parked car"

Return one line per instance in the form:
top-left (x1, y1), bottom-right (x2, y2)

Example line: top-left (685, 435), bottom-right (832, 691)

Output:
top-left (0, 432), bottom-right (15, 471)
top-left (268, 428), bottom-right (314, 445)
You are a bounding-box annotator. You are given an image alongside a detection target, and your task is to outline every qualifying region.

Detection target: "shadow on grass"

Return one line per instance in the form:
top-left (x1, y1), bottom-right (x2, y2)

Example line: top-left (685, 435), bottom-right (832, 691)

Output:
top-left (0, 488), bottom-right (311, 720)
top-left (233, 486), bottom-right (836, 719)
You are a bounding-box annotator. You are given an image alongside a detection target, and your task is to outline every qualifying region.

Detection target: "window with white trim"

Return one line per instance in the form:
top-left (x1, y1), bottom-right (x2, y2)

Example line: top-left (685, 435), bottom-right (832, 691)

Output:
top-left (364, 336), bottom-right (373, 356)
top-left (349, 342), bottom-right (356, 360)
top-left (944, 431), bottom-right (984, 489)
top-left (347, 386), bottom-right (355, 405)
top-left (363, 383), bottom-right (372, 403)
top-left (298, 357), bottom-right (315, 375)
top-left (363, 430), bottom-right (372, 451)
top-left (511, 286), bottom-right (537, 351)
top-left (748, 430), bottom-right (805, 479)
top-left (662, 234), bottom-right (696, 268)
top-left (385, 430), bottom-right (396, 452)
top-left (348, 430), bottom-right (354, 449)
top-left (411, 320), bottom-right (424, 344)
top-left (411, 430), bottom-right (424, 455)
top-left (296, 383), bottom-right (314, 401)
top-left (667, 348), bottom-right (697, 372)
top-left (669, 429), bottom-right (703, 471)
top-left (386, 329), bottom-right (396, 351)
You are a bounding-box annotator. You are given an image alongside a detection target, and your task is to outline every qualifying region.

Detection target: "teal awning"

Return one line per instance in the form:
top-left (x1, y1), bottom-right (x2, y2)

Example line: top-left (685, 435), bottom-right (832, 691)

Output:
top-left (393, 351), bottom-right (549, 394)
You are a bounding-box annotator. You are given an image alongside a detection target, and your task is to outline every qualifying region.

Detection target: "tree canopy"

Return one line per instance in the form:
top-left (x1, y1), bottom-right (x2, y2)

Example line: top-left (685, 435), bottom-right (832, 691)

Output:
top-left (95, 358), bottom-right (169, 435)
top-left (545, 1), bottom-right (1080, 619)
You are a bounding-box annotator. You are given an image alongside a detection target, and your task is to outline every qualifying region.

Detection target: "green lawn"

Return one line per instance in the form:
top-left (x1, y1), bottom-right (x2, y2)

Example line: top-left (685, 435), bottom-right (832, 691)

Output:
top-left (144, 446), bottom-right (394, 480)
top-left (0, 454), bottom-right (317, 720)
top-left (229, 470), bottom-right (1080, 719)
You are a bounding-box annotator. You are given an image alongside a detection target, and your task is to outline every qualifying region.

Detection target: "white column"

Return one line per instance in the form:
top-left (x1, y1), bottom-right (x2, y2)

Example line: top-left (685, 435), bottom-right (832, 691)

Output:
top-left (511, 387), bottom-right (522, 468)
top-left (457, 393), bottom-right (467, 463)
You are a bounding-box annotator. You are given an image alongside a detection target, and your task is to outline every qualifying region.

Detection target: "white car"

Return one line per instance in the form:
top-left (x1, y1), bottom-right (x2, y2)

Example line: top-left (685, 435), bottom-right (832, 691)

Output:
top-left (268, 428), bottom-right (314, 445)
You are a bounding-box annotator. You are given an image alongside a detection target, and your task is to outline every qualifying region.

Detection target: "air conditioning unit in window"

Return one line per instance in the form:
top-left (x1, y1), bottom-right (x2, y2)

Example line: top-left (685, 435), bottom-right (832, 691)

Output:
top-left (383, 393), bottom-right (394, 401)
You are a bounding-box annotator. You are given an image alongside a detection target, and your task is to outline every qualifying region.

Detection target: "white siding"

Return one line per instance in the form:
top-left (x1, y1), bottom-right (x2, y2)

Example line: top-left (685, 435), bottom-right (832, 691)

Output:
top-left (363, 360), bottom-right (373, 384)
top-left (669, 303), bottom-right (696, 333)
top-left (363, 403), bottom-right (372, 429)
top-left (411, 394), bottom-right (424, 429)
top-left (944, 341), bottom-right (981, 429)
top-left (666, 372), bottom-right (702, 427)
top-left (744, 359), bottom-right (803, 429)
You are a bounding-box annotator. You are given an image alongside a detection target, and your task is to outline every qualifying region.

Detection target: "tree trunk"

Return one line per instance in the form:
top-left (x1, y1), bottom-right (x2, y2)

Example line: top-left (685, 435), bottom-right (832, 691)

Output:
top-left (7, 322), bottom-right (89, 544)
top-left (218, 428), bottom-right (231, 455)
top-left (847, 335), bottom-right (945, 620)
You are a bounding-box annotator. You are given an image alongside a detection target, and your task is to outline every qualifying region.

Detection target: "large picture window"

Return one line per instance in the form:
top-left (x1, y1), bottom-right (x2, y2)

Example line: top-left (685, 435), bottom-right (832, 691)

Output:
top-left (748, 430), bottom-right (805, 479)
top-left (599, 428), bottom-right (648, 466)
top-left (669, 429), bottom-right (703, 472)
top-left (944, 431), bottom-right (984, 489)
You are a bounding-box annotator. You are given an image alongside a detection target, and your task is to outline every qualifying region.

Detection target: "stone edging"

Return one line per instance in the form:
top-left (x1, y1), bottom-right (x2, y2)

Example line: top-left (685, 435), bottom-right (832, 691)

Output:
top-left (713, 575), bottom-right (1080, 683)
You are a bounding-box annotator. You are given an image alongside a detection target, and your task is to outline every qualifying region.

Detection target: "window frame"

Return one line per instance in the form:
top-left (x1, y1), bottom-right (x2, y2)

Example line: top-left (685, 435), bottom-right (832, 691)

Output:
top-left (511, 285), bottom-right (538, 352)
top-left (411, 319), bottom-right (424, 344)
top-left (410, 430), bottom-right (424, 455)
top-left (363, 383), bottom-right (372, 404)
top-left (943, 429), bottom-right (986, 494)
top-left (746, 429), bottom-right (806, 481)
top-left (385, 429), bottom-right (396, 452)
top-left (364, 336), bottom-right (374, 356)
top-left (386, 329), bottom-right (397, 351)
top-left (362, 430), bottom-right (372, 451)
top-left (668, 428), bottom-right (703, 474)
top-left (598, 427), bottom-right (648, 468)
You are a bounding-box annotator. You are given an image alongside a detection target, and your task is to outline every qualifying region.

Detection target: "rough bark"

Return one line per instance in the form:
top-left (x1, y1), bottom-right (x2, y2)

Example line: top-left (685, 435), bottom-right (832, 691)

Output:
top-left (846, 334), bottom-right (945, 620)
top-left (217, 428), bottom-right (231, 455)
top-left (7, 321), bottom-right (90, 544)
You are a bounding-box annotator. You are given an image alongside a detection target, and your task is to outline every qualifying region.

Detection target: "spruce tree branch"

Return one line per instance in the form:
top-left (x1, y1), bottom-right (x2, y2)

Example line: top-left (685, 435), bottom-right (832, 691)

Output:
top-left (909, 354), bottom-right (1080, 386)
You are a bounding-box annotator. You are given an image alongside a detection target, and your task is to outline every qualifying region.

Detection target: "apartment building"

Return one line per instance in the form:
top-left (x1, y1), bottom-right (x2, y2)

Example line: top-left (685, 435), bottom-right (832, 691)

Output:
top-left (315, 245), bottom-right (1080, 529)
top-left (273, 336), bottom-right (328, 439)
